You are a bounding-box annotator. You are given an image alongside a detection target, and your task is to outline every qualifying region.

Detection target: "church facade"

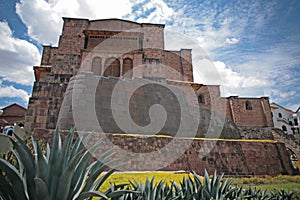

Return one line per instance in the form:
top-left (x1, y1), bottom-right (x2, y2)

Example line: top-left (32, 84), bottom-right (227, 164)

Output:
top-left (25, 17), bottom-right (273, 137)
top-left (23, 17), bottom-right (300, 176)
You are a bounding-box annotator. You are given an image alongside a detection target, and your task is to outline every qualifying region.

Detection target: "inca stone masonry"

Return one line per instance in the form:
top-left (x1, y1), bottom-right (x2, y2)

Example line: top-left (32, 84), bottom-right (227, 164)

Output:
top-left (25, 18), bottom-right (296, 175)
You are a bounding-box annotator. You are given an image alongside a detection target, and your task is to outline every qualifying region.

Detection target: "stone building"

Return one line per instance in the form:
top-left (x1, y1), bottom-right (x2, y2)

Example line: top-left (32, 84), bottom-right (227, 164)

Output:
top-left (25, 17), bottom-right (273, 137)
top-left (23, 18), bottom-right (298, 176)
top-left (0, 103), bottom-right (27, 126)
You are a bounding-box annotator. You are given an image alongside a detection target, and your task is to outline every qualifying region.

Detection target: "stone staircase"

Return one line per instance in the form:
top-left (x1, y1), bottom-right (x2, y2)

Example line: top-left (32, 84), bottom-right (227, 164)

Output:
top-left (272, 128), bottom-right (300, 160)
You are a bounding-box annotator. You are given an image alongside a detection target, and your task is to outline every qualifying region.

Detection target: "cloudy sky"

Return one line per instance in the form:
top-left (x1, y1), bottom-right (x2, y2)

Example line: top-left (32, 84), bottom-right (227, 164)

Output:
top-left (0, 0), bottom-right (299, 111)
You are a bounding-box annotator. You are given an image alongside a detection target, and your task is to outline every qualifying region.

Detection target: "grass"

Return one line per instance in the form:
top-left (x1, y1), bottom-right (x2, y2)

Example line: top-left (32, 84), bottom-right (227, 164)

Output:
top-left (233, 175), bottom-right (300, 198)
top-left (99, 171), bottom-right (190, 191)
top-left (233, 175), bottom-right (300, 185)
top-left (99, 171), bottom-right (300, 197)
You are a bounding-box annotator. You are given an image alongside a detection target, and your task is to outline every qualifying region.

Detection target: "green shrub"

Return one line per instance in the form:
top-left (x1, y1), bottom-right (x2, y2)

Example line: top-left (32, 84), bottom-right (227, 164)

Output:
top-left (2, 136), bottom-right (46, 170)
top-left (0, 128), bottom-right (296, 200)
top-left (116, 170), bottom-right (296, 200)
top-left (0, 128), bottom-right (129, 200)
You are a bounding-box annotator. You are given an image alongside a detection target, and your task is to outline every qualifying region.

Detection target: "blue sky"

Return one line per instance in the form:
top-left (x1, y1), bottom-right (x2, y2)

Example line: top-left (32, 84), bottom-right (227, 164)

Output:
top-left (0, 0), bottom-right (299, 111)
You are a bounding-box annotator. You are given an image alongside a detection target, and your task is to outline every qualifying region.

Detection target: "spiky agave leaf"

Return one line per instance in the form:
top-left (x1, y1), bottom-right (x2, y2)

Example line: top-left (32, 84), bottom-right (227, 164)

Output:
top-left (32, 137), bottom-right (48, 183)
top-left (105, 183), bottom-right (141, 200)
top-left (127, 177), bottom-right (179, 200)
top-left (10, 133), bottom-right (37, 200)
top-left (0, 172), bottom-right (15, 200)
top-left (0, 128), bottom-right (131, 200)
top-left (34, 177), bottom-right (50, 200)
top-left (48, 128), bottom-right (62, 200)
top-left (0, 159), bottom-right (27, 200)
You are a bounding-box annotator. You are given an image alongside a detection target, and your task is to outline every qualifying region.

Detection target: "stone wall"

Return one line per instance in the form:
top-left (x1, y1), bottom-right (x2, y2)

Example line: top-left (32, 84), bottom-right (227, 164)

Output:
top-left (239, 127), bottom-right (274, 140)
top-left (225, 96), bottom-right (274, 127)
top-left (25, 81), bottom-right (69, 131)
top-left (87, 19), bottom-right (165, 50)
top-left (33, 129), bottom-right (297, 176)
top-left (164, 50), bottom-right (184, 81)
top-left (56, 74), bottom-right (240, 139)
top-left (272, 128), bottom-right (300, 160)
top-left (41, 46), bottom-right (57, 65)
top-left (26, 18), bottom-right (198, 133)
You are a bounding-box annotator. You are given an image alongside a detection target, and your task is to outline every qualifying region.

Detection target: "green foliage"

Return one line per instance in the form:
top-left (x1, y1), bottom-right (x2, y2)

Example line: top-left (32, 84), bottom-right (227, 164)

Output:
top-left (126, 177), bottom-right (178, 200)
top-left (174, 170), bottom-right (244, 200)
top-left (0, 128), bottom-right (129, 200)
top-left (235, 175), bottom-right (300, 186)
top-left (2, 136), bottom-right (47, 171)
top-left (0, 129), bottom-right (296, 200)
top-left (269, 189), bottom-right (294, 200)
top-left (108, 170), bottom-right (296, 200)
top-left (99, 171), bottom-right (190, 191)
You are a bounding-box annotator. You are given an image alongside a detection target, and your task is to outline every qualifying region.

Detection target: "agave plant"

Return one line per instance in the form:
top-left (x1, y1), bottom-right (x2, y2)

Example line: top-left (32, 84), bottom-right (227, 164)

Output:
top-left (173, 170), bottom-right (239, 200)
top-left (0, 128), bottom-right (129, 200)
top-left (240, 187), bottom-right (269, 199)
top-left (122, 177), bottom-right (178, 200)
top-left (270, 189), bottom-right (294, 200)
top-left (121, 171), bottom-right (242, 200)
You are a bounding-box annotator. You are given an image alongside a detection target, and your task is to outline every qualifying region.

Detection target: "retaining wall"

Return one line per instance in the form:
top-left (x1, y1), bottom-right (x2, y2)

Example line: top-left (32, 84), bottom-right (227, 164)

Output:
top-left (33, 129), bottom-right (297, 176)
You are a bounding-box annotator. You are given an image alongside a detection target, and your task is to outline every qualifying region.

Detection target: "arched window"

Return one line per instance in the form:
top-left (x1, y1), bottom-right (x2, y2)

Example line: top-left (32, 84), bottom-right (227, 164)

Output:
top-left (198, 94), bottom-right (205, 104)
top-left (123, 58), bottom-right (133, 78)
top-left (282, 125), bottom-right (287, 132)
top-left (91, 57), bottom-right (102, 75)
top-left (245, 101), bottom-right (252, 110)
top-left (103, 58), bottom-right (120, 77)
top-left (278, 113), bottom-right (282, 118)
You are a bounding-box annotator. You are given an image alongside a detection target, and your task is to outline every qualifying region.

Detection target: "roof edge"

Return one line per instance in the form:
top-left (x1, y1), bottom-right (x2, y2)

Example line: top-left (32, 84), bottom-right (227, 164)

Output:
top-left (1, 103), bottom-right (27, 111)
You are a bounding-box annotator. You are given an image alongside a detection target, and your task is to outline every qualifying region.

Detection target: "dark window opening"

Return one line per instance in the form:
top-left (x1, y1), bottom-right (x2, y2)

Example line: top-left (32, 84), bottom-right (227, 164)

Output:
top-left (245, 101), bottom-right (252, 110)
top-left (198, 94), bottom-right (205, 104)
top-left (278, 113), bottom-right (282, 118)
top-left (104, 58), bottom-right (120, 77)
top-left (84, 36), bottom-right (88, 49)
top-left (282, 125), bottom-right (287, 132)
top-left (123, 58), bottom-right (133, 78)
top-left (294, 119), bottom-right (298, 126)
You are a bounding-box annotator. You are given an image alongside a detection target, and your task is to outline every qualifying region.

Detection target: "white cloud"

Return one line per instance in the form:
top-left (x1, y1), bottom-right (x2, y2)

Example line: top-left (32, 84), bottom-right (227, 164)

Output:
top-left (0, 21), bottom-right (40, 85)
top-left (16, 0), bottom-right (133, 45)
top-left (285, 103), bottom-right (300, 112)
top-left (267, 89), bottom-right (296, 100)
top-left (163, 29), bottom-right (268, 97)
top-left (193, 59), bottom-right (269, 97)
top-left (163, 29), bottom-right (269, 99)
top-left (241, 77), bottom-right (268, 88)
top-left (266, 89), bottom-right (299, 111)
top-left (0, 85), bottom-right (30, 103)
top-left (225, 37), bottom-right (239, 44)
top-left (127, 0), bottom-right (175, 24)
top-left (161, 0), bottom-right (278, 53)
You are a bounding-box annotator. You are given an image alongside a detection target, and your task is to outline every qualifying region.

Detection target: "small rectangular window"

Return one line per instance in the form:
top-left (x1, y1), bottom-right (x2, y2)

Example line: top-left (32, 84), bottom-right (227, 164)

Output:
top-left (198, 94), bottom-right (205, 104)
top-left (245, 101), bottom-right (252, 110)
